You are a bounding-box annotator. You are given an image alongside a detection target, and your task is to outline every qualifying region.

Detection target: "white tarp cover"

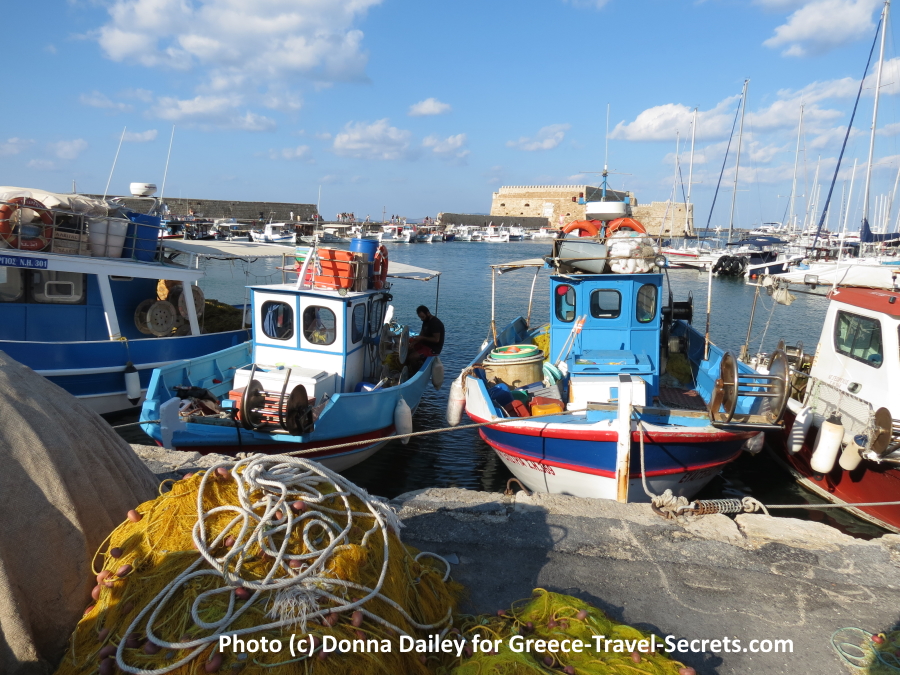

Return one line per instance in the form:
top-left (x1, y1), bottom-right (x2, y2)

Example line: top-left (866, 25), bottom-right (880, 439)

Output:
top-left (0, 187), bottom-right (109, 218)
top-left (0, 353), bottom-right (159, 675)
top-left (770, 263), bottom-right (900, 291)
top-left (386, 260), bottom-right (440, 281)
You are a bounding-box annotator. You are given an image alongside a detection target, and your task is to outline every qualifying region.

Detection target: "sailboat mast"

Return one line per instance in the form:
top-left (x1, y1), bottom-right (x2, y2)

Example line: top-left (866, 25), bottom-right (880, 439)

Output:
top-left (686, 108), bottom-right (697, 236)
top-left (727, 79), bottom-right (749, 242)
top-left (861, 0), bottom-right (890, 231)
top-left (789, 104), bottom-right (803, 232)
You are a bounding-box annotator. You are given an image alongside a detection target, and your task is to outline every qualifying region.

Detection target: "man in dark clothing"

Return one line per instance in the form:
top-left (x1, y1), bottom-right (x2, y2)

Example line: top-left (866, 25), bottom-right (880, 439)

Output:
top-left (408, 305), bottom-right (444, 369)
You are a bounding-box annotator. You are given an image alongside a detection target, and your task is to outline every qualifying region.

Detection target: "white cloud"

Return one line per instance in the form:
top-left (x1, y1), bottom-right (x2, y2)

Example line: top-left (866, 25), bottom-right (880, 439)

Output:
top-left (0, 138), bottom-right (34, 156)
top-left (27, 159), bottom-right (56, 170)
top-left (423, 133), bottom-right (469, 160)
top-left (408, 98), bottom-right (451, 116)
top-left (333, 119), bottom-right (413, 160)
top-left (122, 88), bottom-right (154, 102)
top-left (124, 129), bottom-right (158, 142)
top-left (561, 0), bottom-right (611, 8)
top-left (95, 0), bottom-right (380, 87)
top-left (506, 124), bottom-right (570, 151)
top-left (763, 0), bottom-right (881, 57)
top-left (610, 98), bottom-right (740, 142)
top-left (52, 139), bottom-right (88, 160)
top-left (80, 91), bottom-right (133, 112)
top-left (269, 145), bottom-right (311, 160)
top-left (153, 95), bottom-right (275, 130)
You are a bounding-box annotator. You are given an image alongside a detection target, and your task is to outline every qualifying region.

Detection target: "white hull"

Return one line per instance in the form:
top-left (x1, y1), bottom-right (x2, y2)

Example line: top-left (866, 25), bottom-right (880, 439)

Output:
top-left (494, 448), bottom-right (721, 502)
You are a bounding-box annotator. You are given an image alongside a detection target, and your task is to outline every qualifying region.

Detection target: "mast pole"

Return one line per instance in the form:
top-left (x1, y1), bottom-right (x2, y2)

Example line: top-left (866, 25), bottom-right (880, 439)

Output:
top-left (159, 125), bottom-right (175, 203)
top-left (861, 0), bottom-right (890, 234)
top-left (686, 108), bottom-right (697, 236)
top-left (789, 105), bottom-right (803, 232)
top-left (727, 79), bottom-right (749, 242)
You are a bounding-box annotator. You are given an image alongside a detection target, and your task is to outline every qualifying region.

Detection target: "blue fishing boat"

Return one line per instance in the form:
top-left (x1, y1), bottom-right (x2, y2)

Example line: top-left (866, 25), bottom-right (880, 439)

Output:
top-left (454, 209), bottom-right (790, 503)
top-left (0, 184), bottom-right (254, 414)
top-left (138, 241), bottom-right (443, 471)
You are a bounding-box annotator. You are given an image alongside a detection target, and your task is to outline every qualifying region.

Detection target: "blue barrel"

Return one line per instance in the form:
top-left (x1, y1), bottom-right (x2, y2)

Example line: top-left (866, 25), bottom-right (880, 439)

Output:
top-left (349, 238), bottom-right (379, 288)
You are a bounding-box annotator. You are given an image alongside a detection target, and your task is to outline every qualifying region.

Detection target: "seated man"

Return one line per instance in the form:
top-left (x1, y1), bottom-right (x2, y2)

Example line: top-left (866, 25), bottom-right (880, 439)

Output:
top-left (408, 305), bottom-right (444, 370)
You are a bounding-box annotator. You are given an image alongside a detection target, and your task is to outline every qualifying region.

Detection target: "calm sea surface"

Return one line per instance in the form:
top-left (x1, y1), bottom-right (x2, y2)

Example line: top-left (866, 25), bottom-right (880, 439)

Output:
top-left (115, 239), bottom-right (887, 538)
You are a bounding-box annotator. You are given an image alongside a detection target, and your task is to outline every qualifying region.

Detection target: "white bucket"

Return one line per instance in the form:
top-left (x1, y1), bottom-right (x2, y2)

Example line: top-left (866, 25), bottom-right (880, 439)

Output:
top-left (89, 218), bottom-right (129, 257)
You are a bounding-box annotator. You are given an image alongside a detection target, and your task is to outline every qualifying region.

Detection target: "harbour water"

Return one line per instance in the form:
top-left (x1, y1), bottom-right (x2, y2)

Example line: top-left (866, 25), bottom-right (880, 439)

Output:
top-left (120, 238), bottom-right (887, 538)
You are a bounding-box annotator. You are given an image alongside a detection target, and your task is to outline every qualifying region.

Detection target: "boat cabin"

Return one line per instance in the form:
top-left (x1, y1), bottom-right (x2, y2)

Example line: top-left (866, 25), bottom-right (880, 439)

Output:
top-left (549, 272), bottom-right (662, 409)
top-left (235, 283), bottom-right (393, 400)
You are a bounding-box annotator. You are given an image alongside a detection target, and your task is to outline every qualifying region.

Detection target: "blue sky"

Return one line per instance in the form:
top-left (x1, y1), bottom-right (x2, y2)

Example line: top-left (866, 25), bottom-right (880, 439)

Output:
top-left (4, 0), bottom-right (900, 229)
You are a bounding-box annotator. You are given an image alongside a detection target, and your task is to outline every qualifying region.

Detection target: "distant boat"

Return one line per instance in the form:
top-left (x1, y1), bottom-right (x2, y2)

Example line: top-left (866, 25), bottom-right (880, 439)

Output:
top-left (250, 222), bottom-right (296, 244)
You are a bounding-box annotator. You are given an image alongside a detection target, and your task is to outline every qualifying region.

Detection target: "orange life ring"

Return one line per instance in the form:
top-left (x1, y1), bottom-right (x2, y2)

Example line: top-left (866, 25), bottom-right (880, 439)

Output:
top-left (562, 220), bottom-right (602, 238)
top-left (373, 244), bottom-right (389, 290)
top-left (0, 197), bottom-right (54, 251)
top-left (606, 217), bottom-right (646, 235)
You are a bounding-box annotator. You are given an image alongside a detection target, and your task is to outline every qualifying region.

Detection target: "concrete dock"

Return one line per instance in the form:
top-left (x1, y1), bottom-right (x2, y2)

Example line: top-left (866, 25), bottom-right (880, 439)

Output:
top-left (133, 445), bottom-right (900, 675)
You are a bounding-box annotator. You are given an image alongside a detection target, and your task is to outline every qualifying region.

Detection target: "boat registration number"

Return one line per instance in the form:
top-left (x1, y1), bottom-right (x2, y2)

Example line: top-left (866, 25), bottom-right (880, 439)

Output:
top-left (497, 450), bottom-right (556, 475)
top-left (0, 254), bottom-right (48, 270)
top-left (677, 466), bottom-right (719, 484)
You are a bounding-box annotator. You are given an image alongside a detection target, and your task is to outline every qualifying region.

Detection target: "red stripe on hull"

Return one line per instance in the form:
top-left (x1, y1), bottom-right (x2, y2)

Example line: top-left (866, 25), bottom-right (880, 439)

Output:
top-left (466, 411), bottom-right (753, 443)
top-left (776, 411), bottom-right (900, 532)
top-left (480, 431), bottom-right (741, 478)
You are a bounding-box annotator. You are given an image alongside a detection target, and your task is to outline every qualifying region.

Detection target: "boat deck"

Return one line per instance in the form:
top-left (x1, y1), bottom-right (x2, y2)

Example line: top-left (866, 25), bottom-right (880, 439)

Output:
top-left (656, 386), bottom-right (708, 412)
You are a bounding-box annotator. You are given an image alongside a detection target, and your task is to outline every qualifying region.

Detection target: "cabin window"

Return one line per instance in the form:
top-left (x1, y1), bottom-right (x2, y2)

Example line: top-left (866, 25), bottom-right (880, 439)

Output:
top-left (28, 271), bottom-right (86, 305)
top-left (0, 267), bottom-right (24, 302)
top-left (351, 304), bottom-right (366, 343)
top-left (261, 301), bottom-right (294, 340)
top-left (555, 284), bottom-right (576, 322)
top-left (635, 284), bottom-right (657, 323)
top-left (369, 299), bottom-right (384, 334)
top-left (303, 306), bottom-right (336, 345)
top-left (834, 310), bottom-right (883, 367)
top-left (590, 289), bottom-right (621, 319)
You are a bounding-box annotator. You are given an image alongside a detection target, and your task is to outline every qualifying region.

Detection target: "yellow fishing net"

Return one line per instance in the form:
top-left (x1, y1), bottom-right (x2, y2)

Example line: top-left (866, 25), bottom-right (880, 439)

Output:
top-left (56, 457), bottom-right (692, 675)
top-left (441, 589), bottom-right (690, 675)
top-left (56, 456), bottom-right (462, 675)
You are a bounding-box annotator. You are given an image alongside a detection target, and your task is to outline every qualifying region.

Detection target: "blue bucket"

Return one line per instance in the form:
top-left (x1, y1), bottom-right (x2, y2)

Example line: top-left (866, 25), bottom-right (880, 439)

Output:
top-left (349, 238), bottom-right (378, 288)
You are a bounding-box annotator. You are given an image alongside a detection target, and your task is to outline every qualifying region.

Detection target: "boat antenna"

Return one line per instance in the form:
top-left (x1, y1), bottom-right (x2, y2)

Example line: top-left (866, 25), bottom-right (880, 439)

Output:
top-left (103, 126), bottom-right (127, 200)
top-left (159, 125), bottom-right (175, 205)
top-left (811, 2), bottom-right (884, 250)
top-left (603, 103), bottom-right (610, 199)
top-left (727, 79), bottom-right (749, 243)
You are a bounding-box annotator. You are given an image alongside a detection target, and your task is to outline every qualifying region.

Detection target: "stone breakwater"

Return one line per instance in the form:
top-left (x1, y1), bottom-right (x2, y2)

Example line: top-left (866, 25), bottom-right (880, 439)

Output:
top-left (133, 444), bottom-right (900, 675)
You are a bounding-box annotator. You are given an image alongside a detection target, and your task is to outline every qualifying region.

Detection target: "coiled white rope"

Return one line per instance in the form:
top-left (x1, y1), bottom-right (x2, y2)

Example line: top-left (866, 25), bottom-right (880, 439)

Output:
top-left (115, 454), bottom-right (453, 675)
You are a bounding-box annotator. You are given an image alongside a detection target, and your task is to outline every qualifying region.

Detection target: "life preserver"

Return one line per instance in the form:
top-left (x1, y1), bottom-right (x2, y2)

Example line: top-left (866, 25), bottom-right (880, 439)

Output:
top-left (0, 197), bottom-right (54, 251)
top-left (606, 217), bottom-right (647, 235)
top-left (562, 220), bottom-right (601, 238)
top-left (373, 244), bottom-right (389, 290)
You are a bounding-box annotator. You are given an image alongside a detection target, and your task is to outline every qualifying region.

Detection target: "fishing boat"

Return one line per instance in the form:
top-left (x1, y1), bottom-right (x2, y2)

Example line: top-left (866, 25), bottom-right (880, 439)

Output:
top-left (415, 230), bottom-right (434, 243)
top-left (453, 208), bottom-right (788, 502)
top-left (483, 226), bottom-right (509, 243)
top-left (249, 222), bottom-right (296, 244)
top-left (508, 226), bottom-right (525, 241)
top-left (138, 241), bottom-right (444, 470)
top-left (0, 184), bottom-right (252, 414)
top-left (299, 227), bottom-right (344, 245)
top-left (759, 265), bottom-right (900, 531)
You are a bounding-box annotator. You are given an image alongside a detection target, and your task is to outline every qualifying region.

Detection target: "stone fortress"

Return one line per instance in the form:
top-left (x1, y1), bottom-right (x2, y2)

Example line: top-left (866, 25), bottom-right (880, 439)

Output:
top-left (489, 185), bottom-right (693, 237)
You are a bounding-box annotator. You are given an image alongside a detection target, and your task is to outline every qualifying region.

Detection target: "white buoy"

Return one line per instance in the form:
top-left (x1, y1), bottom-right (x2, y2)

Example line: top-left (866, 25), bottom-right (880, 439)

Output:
top-left (124, 361), bottom-right (141, 405)
top-left (810, 414), bottom-right (844, 474)
top-left (394, 397), bottom-right (413, 444)
top-left (789, 406), bottom-right (813, 454)
top-left (446, 374), bottom-right (465, 426)
top-left (742, 432), bottom-right (764, 454)
top-left (432, 356), bottom-right (445, 390)
top-left (838, 435), bottom-right (865, 471)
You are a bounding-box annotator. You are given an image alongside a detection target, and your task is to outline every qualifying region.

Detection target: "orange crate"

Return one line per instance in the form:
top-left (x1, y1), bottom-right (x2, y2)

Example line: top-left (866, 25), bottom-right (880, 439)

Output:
top-left (531, 401), bottom-right (564, 416)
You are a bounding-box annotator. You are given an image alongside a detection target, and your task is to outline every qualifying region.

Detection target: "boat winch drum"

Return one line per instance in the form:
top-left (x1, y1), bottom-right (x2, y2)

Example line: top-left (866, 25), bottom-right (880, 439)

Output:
top-left (484, 349), bottom-right (544, 389)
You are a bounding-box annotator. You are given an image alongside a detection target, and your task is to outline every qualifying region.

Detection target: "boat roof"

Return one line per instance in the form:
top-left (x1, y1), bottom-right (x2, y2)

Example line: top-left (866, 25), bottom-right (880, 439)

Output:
top-left (767, 264), bottom-right (900, 291)
top-left (162, 239), bottom-right (303, 260)
top-left (491, 257), bottom-right (546, 272)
